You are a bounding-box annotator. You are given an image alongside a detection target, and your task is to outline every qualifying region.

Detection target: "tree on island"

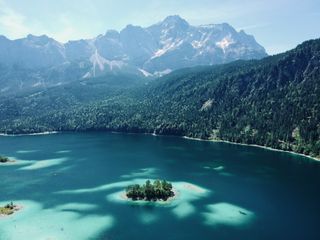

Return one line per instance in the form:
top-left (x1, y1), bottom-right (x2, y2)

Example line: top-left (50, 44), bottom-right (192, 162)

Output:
top-left (0, 156), bottom-right (10, 163)
top-left (0, 202), bottom-right (17, 215)
top-left (126, 180), bottom-right (174, 201)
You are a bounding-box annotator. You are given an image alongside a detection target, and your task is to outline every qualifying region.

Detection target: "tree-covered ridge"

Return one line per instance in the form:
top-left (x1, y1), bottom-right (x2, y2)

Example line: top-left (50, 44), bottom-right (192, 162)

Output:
top-left (126, 180), bottom-right (174, 201)
top-left (0, 39), bottom-right (319, 158)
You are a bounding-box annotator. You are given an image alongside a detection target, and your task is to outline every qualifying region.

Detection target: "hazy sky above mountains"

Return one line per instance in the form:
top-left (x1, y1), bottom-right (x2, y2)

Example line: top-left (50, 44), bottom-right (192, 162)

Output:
top-left (0, 0), bottom-right (319, 54)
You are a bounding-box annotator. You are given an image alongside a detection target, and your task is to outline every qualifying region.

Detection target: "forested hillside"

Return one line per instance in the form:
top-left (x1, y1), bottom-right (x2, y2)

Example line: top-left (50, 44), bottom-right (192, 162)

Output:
top-left (0, 39), bottom-right (319, 158)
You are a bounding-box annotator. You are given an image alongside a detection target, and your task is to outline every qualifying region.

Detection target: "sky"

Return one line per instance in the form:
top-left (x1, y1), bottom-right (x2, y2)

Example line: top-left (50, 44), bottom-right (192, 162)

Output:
top-left (0, 0), bottom-right (319, 54)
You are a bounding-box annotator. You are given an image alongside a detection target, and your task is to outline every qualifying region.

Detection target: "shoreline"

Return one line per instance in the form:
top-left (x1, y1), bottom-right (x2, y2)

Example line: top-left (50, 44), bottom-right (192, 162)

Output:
top-left (182, 136), bottom-right (320, 162)
top-left (0, 131), bottom-right (59, 137)
top-left (0, 130), bottom-right (318, 162)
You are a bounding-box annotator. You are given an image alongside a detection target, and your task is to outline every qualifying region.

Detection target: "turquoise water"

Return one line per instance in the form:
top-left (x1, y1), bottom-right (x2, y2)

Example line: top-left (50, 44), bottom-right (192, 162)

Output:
top-left (0, 132), bottom-right (319, 240)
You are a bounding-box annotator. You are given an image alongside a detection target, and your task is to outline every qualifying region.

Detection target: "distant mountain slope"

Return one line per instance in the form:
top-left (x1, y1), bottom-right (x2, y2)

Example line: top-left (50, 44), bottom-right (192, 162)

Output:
top-left (0, 39), bottom-right (319, 158)
top-left (0, 15), bottom-right (266, 93)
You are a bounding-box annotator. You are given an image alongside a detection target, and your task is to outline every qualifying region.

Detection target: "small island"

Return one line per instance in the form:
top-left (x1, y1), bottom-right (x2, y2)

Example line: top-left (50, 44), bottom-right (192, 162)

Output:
top-left (126, 180), bottom-right (175, 201)
top-left (0, 202), bottom-right (20, 216)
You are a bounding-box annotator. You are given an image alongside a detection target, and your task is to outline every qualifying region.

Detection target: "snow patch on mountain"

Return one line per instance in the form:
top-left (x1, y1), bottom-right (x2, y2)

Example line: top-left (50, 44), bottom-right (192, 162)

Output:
top-left (154, 69), bottom-right (172, 77)
top-left (90, 49), bottom-right (125, 77)
top-left (152, 39), bottom-right (184, 59)
top-left (82, 72), bottom-right (92, 79)
top-left (90, 49), bottom-right (108, 73)
top-left (216, 37), bottom-right (235, 52)
top-left (138, 68), bottom-right (153, 77)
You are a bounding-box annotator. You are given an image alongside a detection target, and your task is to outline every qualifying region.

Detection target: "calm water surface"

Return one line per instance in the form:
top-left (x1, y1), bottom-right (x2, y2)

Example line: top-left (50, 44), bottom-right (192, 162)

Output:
top-left (0, 132), bottom-right (319, 240)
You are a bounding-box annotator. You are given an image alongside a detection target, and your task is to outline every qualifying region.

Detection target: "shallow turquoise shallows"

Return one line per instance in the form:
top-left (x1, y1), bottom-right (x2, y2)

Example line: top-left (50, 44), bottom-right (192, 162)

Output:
top-left (0, 132), bottom-right (319, 240)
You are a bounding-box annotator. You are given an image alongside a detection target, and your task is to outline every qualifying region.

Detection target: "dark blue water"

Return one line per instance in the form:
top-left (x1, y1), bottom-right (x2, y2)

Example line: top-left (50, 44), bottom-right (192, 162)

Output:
top-left (0, 132), bottom-right (319, 240)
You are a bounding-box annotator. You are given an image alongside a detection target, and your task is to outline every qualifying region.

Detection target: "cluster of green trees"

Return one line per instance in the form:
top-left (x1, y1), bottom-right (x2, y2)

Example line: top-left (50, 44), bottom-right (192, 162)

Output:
top-left (0, 39), bottom-right (319, 158)
top-left (0, 156), bottom-right (9, 163)
top-left (126, 180), bottom-right (174, 201)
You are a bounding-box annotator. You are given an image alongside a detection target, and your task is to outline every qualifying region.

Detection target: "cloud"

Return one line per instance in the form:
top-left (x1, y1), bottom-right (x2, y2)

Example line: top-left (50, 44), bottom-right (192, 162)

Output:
top-left (0, 1), bottom-right (90, 43)
top-left (236, 23), bottom-right (270, 32)
top-left (0, 1), bottom-right (30, 39)
top-left (52, 14), bottom-right (80, 42)
top-left (266, 44), bottom-right (294, 55)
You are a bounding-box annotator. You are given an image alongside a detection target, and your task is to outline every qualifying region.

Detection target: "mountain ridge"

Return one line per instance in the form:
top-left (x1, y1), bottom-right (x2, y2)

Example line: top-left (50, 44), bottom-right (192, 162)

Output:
top-left (0, 15), bottom-right (267, 94)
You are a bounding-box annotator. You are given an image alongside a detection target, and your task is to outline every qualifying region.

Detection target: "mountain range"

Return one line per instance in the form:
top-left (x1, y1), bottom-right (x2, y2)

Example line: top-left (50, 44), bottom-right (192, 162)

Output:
top-left (0, 15), bottom-right (266, 93)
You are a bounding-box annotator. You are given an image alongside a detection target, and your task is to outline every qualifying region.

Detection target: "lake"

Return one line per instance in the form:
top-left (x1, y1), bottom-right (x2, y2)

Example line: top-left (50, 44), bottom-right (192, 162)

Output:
top-left (0, 132), bottom-right (319, 240)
